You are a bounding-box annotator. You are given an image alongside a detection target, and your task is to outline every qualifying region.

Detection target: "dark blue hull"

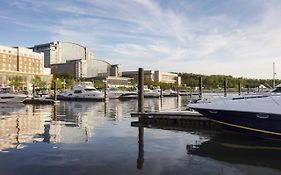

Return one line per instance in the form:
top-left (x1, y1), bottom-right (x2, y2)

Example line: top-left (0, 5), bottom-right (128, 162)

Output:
top-left (194, 108), bottom-right (281, 140)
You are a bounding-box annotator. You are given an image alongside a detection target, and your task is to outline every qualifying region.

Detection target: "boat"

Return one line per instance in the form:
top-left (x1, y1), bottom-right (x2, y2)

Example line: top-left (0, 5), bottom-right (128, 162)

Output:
top-left (106, 87), bottom-right (123, 99)
top-left (0, 87), bottom-right (28, 103)
top-left (188, 93), bottom-right (281, 140)
top-left (163, 89), bottom-right (178, 97)
top-left (58, 83), bottom-right (104, 101)
top-left (144, 88), bottom-right (160, 98)
top-left (119, 87), bottom-right (160, 99)
top-left (119, 91), bottom-right (138, 99)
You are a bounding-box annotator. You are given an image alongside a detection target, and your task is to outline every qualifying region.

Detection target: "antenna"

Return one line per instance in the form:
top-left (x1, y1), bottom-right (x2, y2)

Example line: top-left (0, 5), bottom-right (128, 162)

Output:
top-left (273, 62), bottom-right (276, 88)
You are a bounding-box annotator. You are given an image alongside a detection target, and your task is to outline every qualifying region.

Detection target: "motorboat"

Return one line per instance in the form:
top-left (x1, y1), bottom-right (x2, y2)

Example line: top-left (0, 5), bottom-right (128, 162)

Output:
top-left (144, 88), bottom-right (161, 98)
top-left (58, 83), bottom-right (104, 101)
top-left (0, 87), bottom-right (28, 103)
top-left (119, 91), bottom-right (138, 99)
top-left (106, 87), bottom-right (123, 99)
top-left (188, 94), bottom-right (281, 140)
top-left (119, 87), bottom-right (161, 99)
top-left (163, 89), bottom-right (178, 97)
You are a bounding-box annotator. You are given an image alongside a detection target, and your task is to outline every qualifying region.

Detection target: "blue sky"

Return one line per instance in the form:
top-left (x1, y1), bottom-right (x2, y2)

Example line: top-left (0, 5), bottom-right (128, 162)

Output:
top-left (1, 0), bottom-right (281, 78)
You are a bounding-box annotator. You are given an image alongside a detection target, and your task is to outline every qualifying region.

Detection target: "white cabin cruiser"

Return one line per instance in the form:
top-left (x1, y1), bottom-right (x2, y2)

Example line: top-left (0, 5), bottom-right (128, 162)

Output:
top-left (144, 88), bottom-right (161, 98)
top-left (0, 87), bottom-right (27, 103)
top-left (189, 93), bottom-right (281, 140)
top-left (58, 83), bottom-right (104, 100)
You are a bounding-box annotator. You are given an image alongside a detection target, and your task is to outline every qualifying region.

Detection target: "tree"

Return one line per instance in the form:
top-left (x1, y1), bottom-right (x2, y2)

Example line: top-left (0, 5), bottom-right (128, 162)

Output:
top-left (9, 76), bottom-right (23, 90)
top-left (94, 80), bottom-right (105, 89)
top-left (32, 75), bottom-right (47, 90)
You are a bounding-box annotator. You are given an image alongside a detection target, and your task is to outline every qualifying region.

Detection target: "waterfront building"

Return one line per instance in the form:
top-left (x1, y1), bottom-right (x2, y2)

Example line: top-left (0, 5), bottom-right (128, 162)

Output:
top-left (0, 45), bottom-right (52, 90)
top-left (33, 41), bottom-right (132, 87)
top-left (122, 70), bottom-right (181, 85)
top-left (32, 41), bottom-right (95, 67)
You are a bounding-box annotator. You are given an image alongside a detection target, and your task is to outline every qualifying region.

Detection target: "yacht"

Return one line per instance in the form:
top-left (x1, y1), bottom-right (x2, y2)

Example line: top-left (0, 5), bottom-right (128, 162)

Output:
top-left (58, 83), bottom-right (104, 101)
top-left (119, 91), bottom-right (138, 99)
top-left (106, 87), bottom-right (123, 99)
top-left (0, 87), bottom-right (28, 103)
top-left (144, 88), bottom-right (161, 98)
top-left (188, 94), bottom-right (281, 140)
top-left (163, 89), bottom-right (177, 97)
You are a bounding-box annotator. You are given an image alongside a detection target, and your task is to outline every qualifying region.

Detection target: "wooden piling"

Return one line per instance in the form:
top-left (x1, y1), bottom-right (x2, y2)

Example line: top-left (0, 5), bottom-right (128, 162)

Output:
top-left (224, 79), bottom-right (227, 97)
top-left (137, 68), bottom-right (145, 169)
top-left (137, 127), bottom-right (144, 170)
top-left (176, 77), bottom-right (179, 97)
top-left (104, 80), bottom-right (108, 101)
top-left (54, 80), bottom-right (57, 101)
top-left (199, 77), bottom-right (202, 99)
top-left (138, 68), bottom-right (144, 113)
top-left (238, 82), bottom-right (241, 96)
top-left (32, 84), bottom-right (35, 98)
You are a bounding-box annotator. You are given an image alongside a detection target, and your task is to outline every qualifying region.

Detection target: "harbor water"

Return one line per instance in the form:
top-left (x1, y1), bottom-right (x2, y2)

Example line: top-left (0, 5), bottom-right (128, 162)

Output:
top-left (0, 97), bottom-right (280, 175)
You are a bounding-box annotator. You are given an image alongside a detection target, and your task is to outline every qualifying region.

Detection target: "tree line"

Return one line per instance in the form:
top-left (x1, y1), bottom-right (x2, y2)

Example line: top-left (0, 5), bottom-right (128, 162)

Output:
top-left (179, 73), bottom-right (281, 89)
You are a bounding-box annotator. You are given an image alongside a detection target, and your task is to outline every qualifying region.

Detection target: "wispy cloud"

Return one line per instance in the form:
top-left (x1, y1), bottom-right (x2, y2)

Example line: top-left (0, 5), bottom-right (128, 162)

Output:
top-left (1, 0), bottom-right (281, 78)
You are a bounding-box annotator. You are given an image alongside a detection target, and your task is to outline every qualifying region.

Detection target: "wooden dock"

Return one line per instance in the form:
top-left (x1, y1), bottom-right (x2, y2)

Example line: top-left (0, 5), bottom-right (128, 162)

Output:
top-left (131, 111), bottom-right (219, 130)
top-left (23, 98), bottom-right (60, 105)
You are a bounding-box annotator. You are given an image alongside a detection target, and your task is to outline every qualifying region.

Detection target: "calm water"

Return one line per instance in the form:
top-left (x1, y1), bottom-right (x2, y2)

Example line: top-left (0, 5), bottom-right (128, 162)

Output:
top-left (0, 97), bottom-right (281, 175)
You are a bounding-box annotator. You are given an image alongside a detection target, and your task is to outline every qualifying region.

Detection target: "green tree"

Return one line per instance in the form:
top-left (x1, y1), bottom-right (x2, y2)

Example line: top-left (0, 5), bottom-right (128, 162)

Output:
top-left (94, 80), bottom-right (105, 89)
top-left (32, 75), bottom-right (47, 90)
top-left (9, 76), bottom-right (23, 90)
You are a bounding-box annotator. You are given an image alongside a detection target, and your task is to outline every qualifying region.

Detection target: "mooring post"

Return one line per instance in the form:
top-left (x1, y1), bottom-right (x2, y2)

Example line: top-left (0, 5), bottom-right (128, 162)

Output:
top-left (137, 127), bottom-right (144, 170)
top-left (247, 85), bottom-right (250, 94)
top-left (54, 80), bottom-right (57, 101)
top-left (32, 84), bottom-right (35, 99)
top-left (104, 80), bottom-right (108, 102)
top-left (176, 77), bottom-right (179, 98)
top-left (138, 68), bottom-right (144, 113)
top-left (137, 68), bottom-right (145, 169)
top-left (238, 82), bottom-right (241, 96)
top-left (224, 78), bottom-right (227, 97)
top-left (199, 76), bottom-right (202, 100)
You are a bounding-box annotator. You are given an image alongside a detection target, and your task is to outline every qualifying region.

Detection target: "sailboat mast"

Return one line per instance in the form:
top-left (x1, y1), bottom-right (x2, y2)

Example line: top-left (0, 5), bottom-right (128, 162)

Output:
top-left (273, 62), bottom-right (276, 88)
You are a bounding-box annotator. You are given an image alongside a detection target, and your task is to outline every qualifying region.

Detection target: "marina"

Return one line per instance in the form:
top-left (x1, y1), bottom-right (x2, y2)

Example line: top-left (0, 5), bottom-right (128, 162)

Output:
top-left (0, 98), bottom-right (280, 175)
top-left (1, 1), bottom-right (281, 174)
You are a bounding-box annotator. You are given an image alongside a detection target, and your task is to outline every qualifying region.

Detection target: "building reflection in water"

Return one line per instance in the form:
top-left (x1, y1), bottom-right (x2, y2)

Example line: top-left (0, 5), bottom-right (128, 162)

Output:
top-left (0, 104), bottom-right (52, 151)
top-left (0, 97), bottom-right (188, 152)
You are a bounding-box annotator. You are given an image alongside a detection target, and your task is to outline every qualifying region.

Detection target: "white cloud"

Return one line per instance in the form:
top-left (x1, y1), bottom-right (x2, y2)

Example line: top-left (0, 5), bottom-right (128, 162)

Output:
top-left (3, 0), bottom-right (281, 78)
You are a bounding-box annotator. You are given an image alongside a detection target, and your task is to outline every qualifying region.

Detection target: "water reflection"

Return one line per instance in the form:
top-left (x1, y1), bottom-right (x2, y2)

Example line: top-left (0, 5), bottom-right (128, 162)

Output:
top-left (187, 133), bottom-right (281, 171)
top-left (0, 97), bottom-right (185, 152)
top-left (0, 97), bottom-right (280, 175)
top-left (0, 104), bottom-right (52, 151)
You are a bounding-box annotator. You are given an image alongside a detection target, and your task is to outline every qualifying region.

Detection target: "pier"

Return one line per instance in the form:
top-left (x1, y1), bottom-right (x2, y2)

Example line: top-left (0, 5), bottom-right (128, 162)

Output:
top-left (131, 111), bottom-right (219, 130)
top-left (23, 98), bottom-right (60, 105)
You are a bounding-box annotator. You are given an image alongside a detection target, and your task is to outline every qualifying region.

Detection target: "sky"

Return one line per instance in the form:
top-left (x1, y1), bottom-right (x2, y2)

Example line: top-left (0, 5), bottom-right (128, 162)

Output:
top-left (1, 0), bottom-right (281, 79)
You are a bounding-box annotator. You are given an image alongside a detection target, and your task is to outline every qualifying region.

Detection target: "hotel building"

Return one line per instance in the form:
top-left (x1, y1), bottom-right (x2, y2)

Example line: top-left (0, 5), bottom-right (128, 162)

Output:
top-left (122, 70), bottom-right (181, 85)
top-left (32, 41), bottom-right (132, 87)
top-left (0, 45), bottom-right (52, 90)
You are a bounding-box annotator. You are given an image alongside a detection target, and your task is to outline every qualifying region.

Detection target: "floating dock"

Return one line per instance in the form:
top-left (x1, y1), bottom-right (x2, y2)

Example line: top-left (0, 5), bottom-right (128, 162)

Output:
top-left (23, 98), bottom-right (59, 105)
top-left (57, 96), bottom-right (105, 102)
top-left (131, 111), bottom-right (219, 130)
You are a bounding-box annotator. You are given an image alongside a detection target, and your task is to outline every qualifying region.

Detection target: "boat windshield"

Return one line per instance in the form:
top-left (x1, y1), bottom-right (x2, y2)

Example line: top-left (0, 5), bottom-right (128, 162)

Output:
top-left (272, 87), bottom-right (281, 93)
top-left (84, 88), bottom-right (97, 91)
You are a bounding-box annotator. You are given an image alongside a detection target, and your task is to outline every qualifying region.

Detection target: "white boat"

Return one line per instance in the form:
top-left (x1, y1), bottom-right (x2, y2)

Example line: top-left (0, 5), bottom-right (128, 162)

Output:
top-left (0, 87), bottom-right (27, 103)
top-left (58, 83), bottom-right (104, 101)
top-left (163, 89), bottom-right (177, 97)
top-left (119, 91), bottom-right (138, 99)
top-left (144, 88), bottom-right (161, 98)
top-left (106, 87), bottom-right (123, 99)
top-left (188, 91), bottom-right (281, 140)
